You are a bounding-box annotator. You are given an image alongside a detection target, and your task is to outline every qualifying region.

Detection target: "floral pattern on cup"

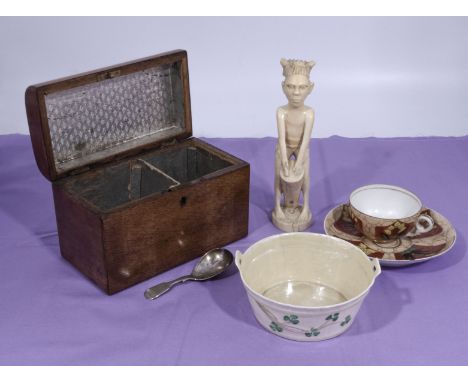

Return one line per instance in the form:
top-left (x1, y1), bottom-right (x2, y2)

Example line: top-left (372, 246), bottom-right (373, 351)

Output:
top-left (349, 184), bottom-right (435, 242)
top-left (349, 206), bottom-right (415, 242)
top-left (375, 220), bottom-right (412, 241)
top-left (326, 204), bottom-right (454, 264)
top-left (383, 221), bottom-right (407, 236)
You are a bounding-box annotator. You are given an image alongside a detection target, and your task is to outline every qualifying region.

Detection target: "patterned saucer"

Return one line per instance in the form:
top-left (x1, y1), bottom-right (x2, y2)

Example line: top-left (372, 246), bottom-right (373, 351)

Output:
top-left (324, 204), bottom-right (456, 267)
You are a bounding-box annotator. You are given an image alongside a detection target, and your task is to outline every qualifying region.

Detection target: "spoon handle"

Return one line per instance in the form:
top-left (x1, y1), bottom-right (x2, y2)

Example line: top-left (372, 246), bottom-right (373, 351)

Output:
top-left (144, 275), bottom-right (193, 300)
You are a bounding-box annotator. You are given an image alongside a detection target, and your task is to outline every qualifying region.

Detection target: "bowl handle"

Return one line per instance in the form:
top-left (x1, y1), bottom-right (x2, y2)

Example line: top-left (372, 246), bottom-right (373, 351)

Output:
top-left (369, 257), bottom-right (382, 278)
top-left (235, 250), bottom-right (243, 270)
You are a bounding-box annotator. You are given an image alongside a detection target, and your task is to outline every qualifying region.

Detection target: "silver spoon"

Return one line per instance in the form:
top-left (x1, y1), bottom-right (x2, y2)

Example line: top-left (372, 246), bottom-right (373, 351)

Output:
top-left (144, 248), bottom-right (234, 300)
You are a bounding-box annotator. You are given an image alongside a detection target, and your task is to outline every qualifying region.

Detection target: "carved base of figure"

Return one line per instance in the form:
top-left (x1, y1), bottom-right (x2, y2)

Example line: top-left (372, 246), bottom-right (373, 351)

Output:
top-left (272, 206), bottom-right (313, 232)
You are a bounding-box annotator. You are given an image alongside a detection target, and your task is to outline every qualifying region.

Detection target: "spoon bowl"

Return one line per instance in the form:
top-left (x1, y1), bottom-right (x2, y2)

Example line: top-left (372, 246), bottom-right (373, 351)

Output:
top-left (192, 248), bottom-right (234, 279)
top-left (144, 248), bottom-right (233, 300)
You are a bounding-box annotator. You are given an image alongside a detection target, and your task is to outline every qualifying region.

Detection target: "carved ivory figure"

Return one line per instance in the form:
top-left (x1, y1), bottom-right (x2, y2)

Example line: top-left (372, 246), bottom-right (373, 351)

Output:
top-left (272, 58), bottom-right (315, 232)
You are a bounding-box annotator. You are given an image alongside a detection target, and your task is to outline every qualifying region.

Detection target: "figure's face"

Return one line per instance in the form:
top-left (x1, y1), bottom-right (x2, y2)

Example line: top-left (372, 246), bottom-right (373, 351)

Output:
top-left (282, 74), bottom-right (313, 107)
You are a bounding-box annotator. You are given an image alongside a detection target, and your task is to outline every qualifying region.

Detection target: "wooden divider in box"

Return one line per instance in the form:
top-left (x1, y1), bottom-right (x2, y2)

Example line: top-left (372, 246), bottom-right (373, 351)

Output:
top-left (26, 50), bottom-right (250, 294)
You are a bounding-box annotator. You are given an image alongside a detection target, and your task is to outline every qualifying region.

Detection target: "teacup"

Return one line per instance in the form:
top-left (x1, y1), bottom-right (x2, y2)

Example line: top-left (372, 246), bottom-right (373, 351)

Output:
top-left (349, 184), bottom-right (434, 245)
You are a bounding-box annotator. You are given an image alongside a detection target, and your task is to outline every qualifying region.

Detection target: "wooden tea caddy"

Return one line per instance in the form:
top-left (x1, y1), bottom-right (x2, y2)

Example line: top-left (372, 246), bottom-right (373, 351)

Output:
top-left (25, 50), bottom-right (250, 295)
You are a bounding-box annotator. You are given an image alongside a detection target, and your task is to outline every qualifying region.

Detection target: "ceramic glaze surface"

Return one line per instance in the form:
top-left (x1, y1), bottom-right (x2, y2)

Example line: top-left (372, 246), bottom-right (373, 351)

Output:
top-left (349, 184), bottom-right (434, 241)
top-left (324, 204), bottom-right (456, 267)
top-left (236, 233), bottom-right (380, 341)
top-left (350, 184), bottom-right (421, 219)
top-left (263, 280), bottom-right (347, 307)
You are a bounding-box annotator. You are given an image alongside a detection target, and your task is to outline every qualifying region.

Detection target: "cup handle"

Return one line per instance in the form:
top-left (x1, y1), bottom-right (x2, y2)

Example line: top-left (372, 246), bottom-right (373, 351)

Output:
top-left (235, 250), bottom-right (243, 270)
top-left (414, 214), bottom-right (434, 235)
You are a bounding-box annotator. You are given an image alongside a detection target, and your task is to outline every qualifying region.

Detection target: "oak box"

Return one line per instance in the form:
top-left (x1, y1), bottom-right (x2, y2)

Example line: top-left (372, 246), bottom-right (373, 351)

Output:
top-left (25, 50), bottom-right (250, 294)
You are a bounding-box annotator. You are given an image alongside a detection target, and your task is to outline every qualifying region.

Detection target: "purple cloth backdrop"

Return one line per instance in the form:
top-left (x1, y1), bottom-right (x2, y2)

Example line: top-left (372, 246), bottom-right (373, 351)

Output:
top-left (0, 134), bottom-right (467, 365)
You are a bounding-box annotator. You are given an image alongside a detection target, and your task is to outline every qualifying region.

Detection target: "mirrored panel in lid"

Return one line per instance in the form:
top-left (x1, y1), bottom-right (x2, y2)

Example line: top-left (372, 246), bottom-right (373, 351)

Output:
top-left (44, 61), bottom-right (187, 175)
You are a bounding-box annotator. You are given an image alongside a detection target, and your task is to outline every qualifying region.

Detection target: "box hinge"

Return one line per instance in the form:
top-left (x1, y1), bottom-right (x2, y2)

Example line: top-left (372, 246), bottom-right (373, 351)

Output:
top-left (97, 70), bottom-right (121, 82)
top-left (161, 138), bottom-right (178, 148)
top-left (69, 166), bottom-right (91, 176)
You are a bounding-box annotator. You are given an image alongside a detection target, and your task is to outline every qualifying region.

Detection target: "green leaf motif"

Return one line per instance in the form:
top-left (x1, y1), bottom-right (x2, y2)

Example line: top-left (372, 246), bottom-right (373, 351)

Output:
top-left (270, 321), bottom-right (283, 332)
top-left (305, 328), bottom-right (320, 337)
top-left (340, 315), bottom-right (352, 327)
top-left (283, 314), bottom-right (300, 325)
top-left (326, 313), bottom-right (340, 322)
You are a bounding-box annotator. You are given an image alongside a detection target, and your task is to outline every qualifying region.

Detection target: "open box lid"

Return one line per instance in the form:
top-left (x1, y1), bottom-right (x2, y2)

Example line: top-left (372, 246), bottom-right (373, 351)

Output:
top-left (26, 50), bottom-right (192, 181)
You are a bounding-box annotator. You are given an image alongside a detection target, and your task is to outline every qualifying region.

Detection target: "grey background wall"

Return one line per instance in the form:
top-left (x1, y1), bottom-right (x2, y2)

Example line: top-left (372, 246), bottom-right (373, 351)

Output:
top-left (1, 17), bottom-right (467, 137)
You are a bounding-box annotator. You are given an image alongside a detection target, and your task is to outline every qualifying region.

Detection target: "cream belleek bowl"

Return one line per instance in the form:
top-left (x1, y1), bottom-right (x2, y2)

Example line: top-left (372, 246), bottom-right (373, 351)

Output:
top-left (236, 233), bottom-right (381, 341)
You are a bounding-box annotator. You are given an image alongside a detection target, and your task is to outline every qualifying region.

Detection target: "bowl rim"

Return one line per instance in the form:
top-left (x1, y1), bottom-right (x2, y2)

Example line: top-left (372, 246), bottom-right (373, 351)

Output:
top-left (349, 183), bottom-right (423, 220)
top-left (236, 232), bottom-right (381, 311)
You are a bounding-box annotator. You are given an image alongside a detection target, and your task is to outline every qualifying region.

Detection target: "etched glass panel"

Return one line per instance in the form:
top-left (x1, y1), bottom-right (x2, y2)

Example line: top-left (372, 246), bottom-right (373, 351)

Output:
top-left (45, 64), bottom-right (185, 173)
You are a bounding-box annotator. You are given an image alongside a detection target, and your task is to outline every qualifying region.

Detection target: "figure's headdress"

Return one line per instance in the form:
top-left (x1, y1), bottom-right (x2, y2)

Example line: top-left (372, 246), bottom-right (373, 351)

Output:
top-left (280, 58), bottom-right (315, 78)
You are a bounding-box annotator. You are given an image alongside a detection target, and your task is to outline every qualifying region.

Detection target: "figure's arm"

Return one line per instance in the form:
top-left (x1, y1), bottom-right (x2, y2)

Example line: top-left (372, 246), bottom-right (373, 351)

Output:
top-left (276, 108), bottom-right (289, 175)
top-left (295, 109), bottom-right (314, 166)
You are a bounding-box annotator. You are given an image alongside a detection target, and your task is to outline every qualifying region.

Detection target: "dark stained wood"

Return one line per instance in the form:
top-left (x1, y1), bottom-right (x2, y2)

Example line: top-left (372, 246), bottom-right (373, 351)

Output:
top-left (29, 50), bottom-right (188, 95)
top-left (25, 86), bottom-right (54, 180)
top-left (58, 138), bottom-right (246, 213)
top-left (25, 50), bottom-right (250, 295)
top-left (25, 49), bottom-right (193, 182)
top-left (52, 184), bottom-right (108, 292)
top-left (52, 139), bottom-right (249, 295)
top-left (180, 53), bottom-right (192, 140)
top-left (102, 159), bottom-right (249, 294)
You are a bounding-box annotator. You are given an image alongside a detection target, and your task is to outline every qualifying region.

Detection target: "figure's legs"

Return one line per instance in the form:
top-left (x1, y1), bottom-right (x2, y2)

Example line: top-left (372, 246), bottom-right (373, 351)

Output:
top-left (274, 145), bottom-right (285, 219)
top-left (299, 151), bottom-right (311, 221)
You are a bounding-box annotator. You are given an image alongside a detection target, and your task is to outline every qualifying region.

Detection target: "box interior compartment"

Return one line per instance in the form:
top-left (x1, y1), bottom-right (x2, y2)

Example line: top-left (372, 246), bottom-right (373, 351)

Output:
top-left (64, 144), bottom-right (232, 211)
